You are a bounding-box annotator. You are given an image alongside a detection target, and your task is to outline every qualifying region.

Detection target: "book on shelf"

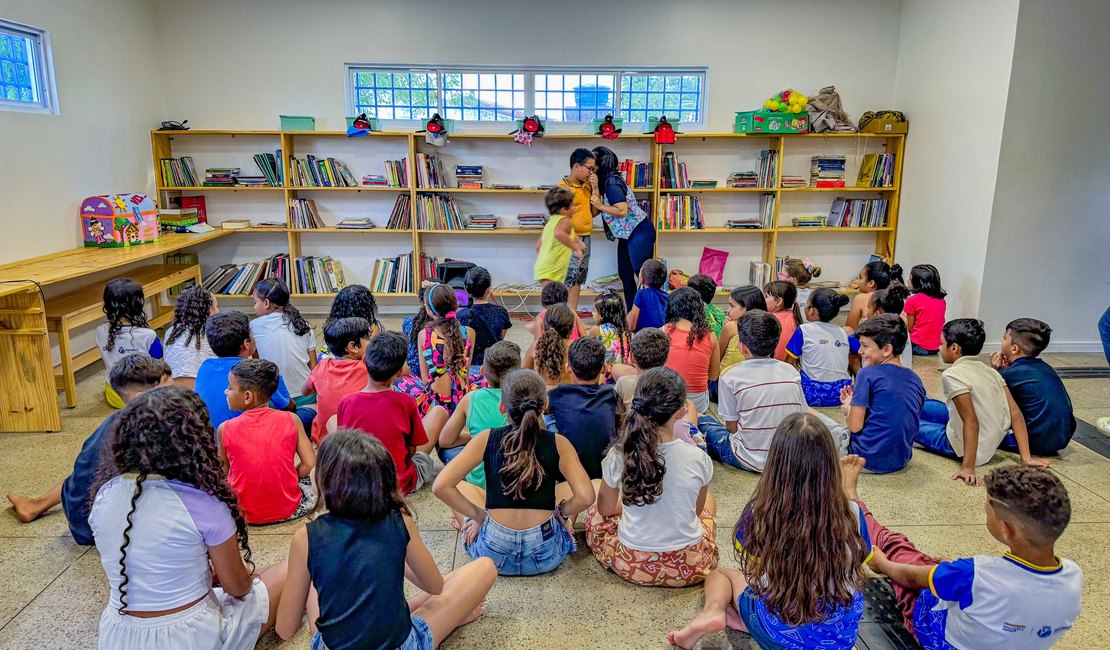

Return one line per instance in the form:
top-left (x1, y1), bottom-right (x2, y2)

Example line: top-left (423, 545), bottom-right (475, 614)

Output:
top-left (415, 193), bottom-right (464, 230)
top-left (387, 195), bottom-right (412, 229)
top-left (659, 195), bottom-right (704, 230)
top-left (362, 159), bottom-right (408, 187)
top-left (180, 196), bottom-right (207, 223)
top-left (619, 159), bottom-right (653, 189)
top-left (203, 167), bottom-right (240, 187)
top-left (164, 253), bottom-right (200, 295)
top-left (251, 153), bottom-right (281, 186)
top-left (791, 216), bottom-right (827, 228)
top-left (690, 180), bottom-right (718, 188)
top-left (488, 183), bottom-right (523, 190)
top-left (254, 222), bottom-right (287, 229)
top-left (661, 152), bottom-right (690, 189)
top-left (295, 256), bottom-right (346, 294)
top-left (856, 153), bottom-right (896, 188)
top-left (415, 153), bottom-right (448, 188)
top-left (336, 218), bottom-right (376, 230)
top-left (455, 165), bottom-right (483, 189)
top-left (160, 208), bottom-right (199, 232)
top-left (203, 253), bottom-right (289, 295)
top-left (728, 172), bottom-right (758, 188)
top-left (827, 197), bottom-right (889, 228)
top-left (220, 219), bottom-right (252, 230)
top-left (160, 157), bottom-right (200, 187)
top-left (726, 217), bottom-right (763, 229)
top-left (757, 150), bottom-right (778, 188)
top-left (371, 251), bottom-right (415, 294)
top-left (420, 253), bottom-right (440, 283)
top-left (781, 176), bottom-right (808, 189)
top-left (289, 199), bottom-right (326, 229)
top-left (810, 155), bottom-right (846, 187)
top-left (465, 214), bottom-right (498, 230)
top-left (516, 213), bottom-right (547, 230)
top-left (759, 193), bottom-right (775, 228)
top-left (749, 261), bottom-right (773, 287)
top-left (288, 155), bottom-right (358, 187)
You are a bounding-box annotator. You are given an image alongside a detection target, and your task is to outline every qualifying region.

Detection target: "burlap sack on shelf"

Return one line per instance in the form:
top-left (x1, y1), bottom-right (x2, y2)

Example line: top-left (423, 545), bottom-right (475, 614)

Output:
top-left (807, 86), bottom-right (858, 133)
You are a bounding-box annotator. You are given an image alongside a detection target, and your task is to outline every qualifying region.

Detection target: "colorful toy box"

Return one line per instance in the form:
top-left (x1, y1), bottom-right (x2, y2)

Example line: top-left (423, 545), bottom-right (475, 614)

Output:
top-left (734, 110), bottom-right (809, 134)
top-left (81, 194), bottom-right (161, 248)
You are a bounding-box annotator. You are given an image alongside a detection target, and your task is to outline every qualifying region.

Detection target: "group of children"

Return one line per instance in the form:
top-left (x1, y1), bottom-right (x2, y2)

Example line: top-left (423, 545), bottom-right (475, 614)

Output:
top-left (2, 242), bottom-right (1084, 649)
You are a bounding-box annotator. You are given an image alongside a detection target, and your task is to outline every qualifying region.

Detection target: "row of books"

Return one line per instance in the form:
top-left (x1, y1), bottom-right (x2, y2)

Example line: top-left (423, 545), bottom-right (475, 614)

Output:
top-left (724, 194), bottom-right (776, 229)
top-left (456, 165), bottom-right (483, 189)
top-left (160, 157), bottom-right (200, 187)
top-left (749, 256), bottom-right (793, 287)
top-left (856, 153), bottom-right (896, 188)
top-left (811, 155), bottom-right (846, 187)
top-left (658, 195), bottom-right (704, 230)
top-left (288, 156), bottom-right (357, 187)
top-left (246, 153), bottom-right (281, 187)
top-left (371, 251), bottom-right (415, 294)
top-left (295, 256), bottom-right (346, 295)
top-left (828, 197), bottom-right (889, 228)
top-left (204, 168), bottom-right (239, 186)
top-left (465, 214), bottom-right (497, 230)
top-left (757, 150), bottom-right (778, 188)
top-left (619, 159), bottom-right (653, 189)
top-left (289, 199), bottom-right (325, 229)
top-left (660, 152), bottom-right (691, 189)
top-left (414, 193), bottom-right (463, 229)
top-left (362, 160), bottom-right (409, 187)
top-left (419, 253), bottom-right (440, 283)
top-left (415, 153), bottom-right (448, 188)
top-left (202, 254), bottom-right (290, 295)
top-left (387, 195), bottom-right (412, 229)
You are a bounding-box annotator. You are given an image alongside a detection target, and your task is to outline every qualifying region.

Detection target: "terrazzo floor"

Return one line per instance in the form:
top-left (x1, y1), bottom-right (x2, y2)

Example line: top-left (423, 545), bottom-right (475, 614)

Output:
top-left (1, 313), bottom-right (1107, 649)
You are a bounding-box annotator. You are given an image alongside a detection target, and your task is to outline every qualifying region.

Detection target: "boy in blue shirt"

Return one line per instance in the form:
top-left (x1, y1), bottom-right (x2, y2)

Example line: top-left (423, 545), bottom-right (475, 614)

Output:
top-left (628, 259), bottom-right (668, 331)
top-left (847, 463), bottom-right (1083, 649)
top-left (195, 310), bottom-right (299, 430)
top-left (830, 314), bottom-right (925, 473)
top-left (548, 337), bottom-right (622, 479)
top-left (990, 318), bottom-right (1076, 455)
top-left (6, 354), bottom-right (172, 544)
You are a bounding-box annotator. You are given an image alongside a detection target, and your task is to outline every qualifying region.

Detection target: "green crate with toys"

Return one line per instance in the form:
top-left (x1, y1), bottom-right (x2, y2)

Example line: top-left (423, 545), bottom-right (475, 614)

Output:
top-left (735, 88), bottom-right (811, 134)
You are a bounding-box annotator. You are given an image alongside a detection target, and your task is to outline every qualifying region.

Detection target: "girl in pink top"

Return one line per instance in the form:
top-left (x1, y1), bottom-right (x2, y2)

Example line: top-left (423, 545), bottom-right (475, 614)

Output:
top-left (663, 287), bottom-right (720, 414)
top-left (763, 281), bottom-right (802, 362)
top-left (903, 264), bottom-right (948, 355)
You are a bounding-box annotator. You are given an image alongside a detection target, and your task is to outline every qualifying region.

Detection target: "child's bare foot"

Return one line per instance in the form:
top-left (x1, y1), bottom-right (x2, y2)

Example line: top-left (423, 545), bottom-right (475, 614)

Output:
top-left (7, 493), bottom-right (47, 523)
top-left (460, 599), bottom-right (486, 626)
top-left (840, 455), bottom-right (865, 501)
top-left (667, 608), bottom-right (726, 649)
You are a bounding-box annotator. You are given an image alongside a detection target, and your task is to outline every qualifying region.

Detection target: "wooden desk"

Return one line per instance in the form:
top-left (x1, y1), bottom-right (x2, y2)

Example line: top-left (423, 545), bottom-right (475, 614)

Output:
top-left (0, 231), bottom-right (231, 432)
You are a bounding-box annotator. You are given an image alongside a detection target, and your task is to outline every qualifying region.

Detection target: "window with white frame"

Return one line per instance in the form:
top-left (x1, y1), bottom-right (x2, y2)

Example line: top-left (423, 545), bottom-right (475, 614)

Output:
top-left (0, 19), bottom-right (58, 114)
top-left (346, 65), bottom-right (705, 127)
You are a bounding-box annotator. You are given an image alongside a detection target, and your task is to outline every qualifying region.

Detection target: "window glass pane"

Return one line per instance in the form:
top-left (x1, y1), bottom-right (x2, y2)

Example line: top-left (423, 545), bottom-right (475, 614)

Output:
top-left (0, 31), bottom-right (38, 105)
top-left (351, 69), bottom-right (439, 120)
top-left (442, 71), bottom-right (524, 122)
top-left (619, 73), bottom-right (702, 123)
top-left (534, 73), bottom-right (615, 122)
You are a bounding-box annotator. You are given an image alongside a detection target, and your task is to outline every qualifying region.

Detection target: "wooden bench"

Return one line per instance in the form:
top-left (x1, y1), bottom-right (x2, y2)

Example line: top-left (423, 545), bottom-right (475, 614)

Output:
top-left (45, 263), bottom-right (201, 408)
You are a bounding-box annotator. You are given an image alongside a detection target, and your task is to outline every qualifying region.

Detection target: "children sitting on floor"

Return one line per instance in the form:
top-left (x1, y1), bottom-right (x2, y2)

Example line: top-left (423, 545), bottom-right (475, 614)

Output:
top-left (990, 318), bottom-right (1076, 456)
top-left (815, 314), bottom-right (926, 472)
top-left (334, 332), bottom-right (447, 495)
top-left (439, 340), bottom-right (522, 488)
top-left (669, 414), bottom-right (872, 649)
top-left (250, 278), bottom-right (318, 422)
top-left (325, 284), bottom-right (384, 339)
top-left (458, 266), bottom-right (513, 377)
top-left (914, 318), bottom-right (1048, 485)
top-left (90, 387), bottom-right (286, 648)
top-left (194, 311), bottom-right (300, 430)
top-left (588, 289), bottom-right (632, 365)
top-left (612, 327), bottom-right (672, 406)
top-left (777, 257), bottom-right (821, 322)
top-left (402, 283), bottom-right (476, 414)
top-left (904, 264), bottom-right (947, 355)
top-left (699, 310), bottom-right (807, 473)
top-left (526, 302), bottom-right (575, 388)
top-left (763, 280), bottom-right (802, 362)
top-left (629, 259), bottom-right (669, 332)
top-left (534, 185), bottom-right (588, 293)
top-left (548, 337), bottom-right (622, 479)
top-left (846, 260), bottom-right (901, 330)
top-left (853, 464), bottom-right (1082, 649)
top-left (787, 288), bottom-right (856, 407)
top-left (863, 284), bottom-right (912, 368)
top-left (162, 285), bottom-right (218, 389)
top-left (531, 281), bottom-right (587, 340)
top-left (6, 354), bottom-right (171, 542)
top-left (302, 316), bottom-right (371, 444)
top-left (686, 273), bottom-right (727, 337)
top-left (403, 285), bottom-right (430, 374)
top-left (664, 287), bottom-right (721, 414)
top-left (276, 429), bottom-right (496, 650)
top-left (587, 367), bottom-right (718, 588)
top-left (96, 278), bottom-right (164, 408)
top-left (217, 358), bottom-right (316, 525)
top-left (432, 369), bottom-right (595, 576)
top-left (718, 285), bottom-right (768, 374)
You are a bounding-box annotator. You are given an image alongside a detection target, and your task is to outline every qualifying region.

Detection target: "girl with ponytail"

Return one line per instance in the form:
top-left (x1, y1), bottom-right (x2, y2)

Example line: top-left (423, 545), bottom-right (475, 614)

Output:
top-left (526, 302), bottom-right (575, 388)
top-left (401, 283), bottom-right (477, 414)
top-left (586, 367), bottom-right (718, 587)
top-left (90, 387), bottom-right (285, 648)
top-left (251, 277), bottom-right (318, 408)
top-left (433, 369), bottom-right (595, 576)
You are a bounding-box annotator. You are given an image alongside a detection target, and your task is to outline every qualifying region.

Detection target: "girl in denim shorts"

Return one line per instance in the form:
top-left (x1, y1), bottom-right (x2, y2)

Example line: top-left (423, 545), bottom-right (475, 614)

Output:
top-left (432, 369), bottom-right (597, 576)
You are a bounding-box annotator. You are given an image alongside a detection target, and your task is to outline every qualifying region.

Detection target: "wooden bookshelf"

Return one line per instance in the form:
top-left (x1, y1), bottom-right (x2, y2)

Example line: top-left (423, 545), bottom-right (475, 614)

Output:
top-left (152, 129), bottom-right (905, 298)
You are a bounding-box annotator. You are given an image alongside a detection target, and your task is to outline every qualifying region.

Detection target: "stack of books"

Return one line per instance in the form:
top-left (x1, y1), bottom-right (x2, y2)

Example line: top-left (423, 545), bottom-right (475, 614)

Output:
top-left (236, 175), bottom-right (270, 187)
top-left (620, 160), bottom-right (653, 189)
top-left (757, 150), bottom-right (778, 188)
top-left (203, 168), bottom-right (239, 187)
top-left (202, 254), bottom-right (289, 295)
top-left (781, 176), bottom-right (808, 189)
top-left (415, 153), bottom-right (447, 188)
top-left (661, 152), bottom-right (691, 189)
top-left (159, 207), bottom-right (199, 232)
top-left (386, 195), bottom-right (411, 229)
top-left (289, 199), bottom-right (325, 229)
top-left (856, 153), bottom-right (896, 188)
top-left (791, 216), bottom-right (827, 228)
top-left (362, 174), bottom-right (388, 187)
top-left (371, 251), bottom-right (415, 294)
top-left (659, 195), bottom-right (704, 230)
top-left (728, 172), bottom-right (758, 188)
top-left (455, 165), bottom-right (483, 189)
top-left (160, 157), bottom-right (199, 187)
top-left (488, 183), bottom-right (523, 190)
top-left (220, 219), bottom-right (252, 230)
top-left (336, 218), bottom-right (376, 230)
top-left (288, 156), bottom-right (357, 187)
top-left (726, 217), bottom-right (764, 229)
top-left (465, 214), bottom-right (497, 230)
top-left (828, 197), bottom-right (889, 227)
top-left (415, 193), bottom-right (464, 230)
top-left (295, 256), bottom-right (345, 294)
top-left (517, 214), bottom-right (547, 230)
top-left (690, 180), bottom-right (718, 188)
top-left (810, 155), bottom-right (847, 187)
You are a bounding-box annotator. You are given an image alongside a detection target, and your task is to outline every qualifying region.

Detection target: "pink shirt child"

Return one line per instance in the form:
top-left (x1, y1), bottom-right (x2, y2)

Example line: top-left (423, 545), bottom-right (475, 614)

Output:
top-left (904, 293), bottom-right (946, 351)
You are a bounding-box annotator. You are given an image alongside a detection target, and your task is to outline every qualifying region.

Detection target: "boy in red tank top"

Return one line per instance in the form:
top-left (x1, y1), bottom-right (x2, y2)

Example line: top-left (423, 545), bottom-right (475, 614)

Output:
top-left (217, 358), bottom-right (317, 524)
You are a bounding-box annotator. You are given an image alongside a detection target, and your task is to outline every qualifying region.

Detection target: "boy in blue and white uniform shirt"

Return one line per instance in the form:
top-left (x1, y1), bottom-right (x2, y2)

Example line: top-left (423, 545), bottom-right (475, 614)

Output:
top-left (847, 464), bottom-right (1082, 649)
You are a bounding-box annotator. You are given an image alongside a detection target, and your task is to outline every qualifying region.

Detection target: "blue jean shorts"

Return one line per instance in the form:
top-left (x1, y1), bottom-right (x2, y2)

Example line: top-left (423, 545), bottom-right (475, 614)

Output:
top-left (564, 235), bottom-right (592, 287)
top-left (464, 512), bottom-right (576, 576)
top-left (311, 615), bottom-right (433, 650)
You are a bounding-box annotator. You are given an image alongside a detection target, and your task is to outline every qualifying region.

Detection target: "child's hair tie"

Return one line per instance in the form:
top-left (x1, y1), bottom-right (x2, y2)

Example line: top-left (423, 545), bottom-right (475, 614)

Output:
top-left (802, 258), bottom-right (814, 271)
top-left (631, 397), bottom-right (649, 414)
top-left (517, 397), bottom-right (541, 413)
top-left (444, 311), bottom-right (457, 319)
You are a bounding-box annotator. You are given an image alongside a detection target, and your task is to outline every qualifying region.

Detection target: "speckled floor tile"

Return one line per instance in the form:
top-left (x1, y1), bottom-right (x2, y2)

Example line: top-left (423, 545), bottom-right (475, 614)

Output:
top-left (1044, 353), bottom-right (1109, 369)
top-left (1062, 378), bottom-right (1110, 409)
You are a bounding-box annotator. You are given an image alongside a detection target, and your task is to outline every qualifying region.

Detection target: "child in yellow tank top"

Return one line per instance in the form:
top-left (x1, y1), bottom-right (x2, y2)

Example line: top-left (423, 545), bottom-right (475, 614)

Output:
top-left (534, 188), bottom-right (586, 283)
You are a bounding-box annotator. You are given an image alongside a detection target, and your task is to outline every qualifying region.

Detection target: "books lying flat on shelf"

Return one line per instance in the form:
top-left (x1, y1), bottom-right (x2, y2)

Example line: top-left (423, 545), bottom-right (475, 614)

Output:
top-left (387, 195), bottom-right (411, 229)
top-left (415, 193), bottom-right (464, 230)
top-left (160, 157), bottom-right (199, 187)
top-left (465, 214), bottom-right (497, 230)
top-left (160, 208), bottom-right (199, 232)
top-left (289, 199), bottom-right (325, 229)
top-left (792, 216), bottom-right (827, 228)
top-left (517, 214), bottom-right (547, 230)
top-left (254, 222), bottom-right (287, 229)
top-left (828, 197), bottom-right (889, 227)
top-left (204, 168), bottom-right (240, 186)
top-left (336, 218), bottom-right (376, 230)
top-left (726, 217), bottom-right (763, 229)
top-left (415, 153), bottom-right (447, 188)
top-left (728, 172), bottom-right (758, 188)
top-left (288, 156), bottom-right (357, 187)
top-left (220, 219), bottom-right (252, 230)
top-left (488, 184), bottom-right (523, 190)
top-left (661, 152), bottom-right (690, 189)
top-left (362, 159), bottom-right (408, 187)
top-left (456, 165), bottom-right (484, 189)
top-left (181, 196), bottom-right (207, 223)
top-left (659, 195), bottom-right (704, 230)
top-left (811, 155), bottom-right (846, 187)
top-left (295, 256), bottom-right (345, 294)
top-left (758, 150), bottom-right (778, 188)
top-left (203, 253), bottom-right (290, 295)
top-left (781, 176), bottom-right (808, 188)
top-left (372, 251), bottom-right (415, 294)
top-left (856, 153), bottom-right (896, 188)
top-left (690, 180), bottom-right (718, 188)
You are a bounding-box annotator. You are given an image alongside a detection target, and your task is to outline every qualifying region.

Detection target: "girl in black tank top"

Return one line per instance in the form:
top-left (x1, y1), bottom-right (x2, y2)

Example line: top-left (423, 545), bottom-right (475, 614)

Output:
top-left (275, 429), bottom-right (496, 649)
top-left (432, 369), bottom-right (597, 576)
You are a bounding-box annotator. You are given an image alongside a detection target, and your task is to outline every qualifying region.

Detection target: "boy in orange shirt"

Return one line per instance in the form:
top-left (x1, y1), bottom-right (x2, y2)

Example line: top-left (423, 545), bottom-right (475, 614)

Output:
top-left (558, 148), bottom-right (601, 311)
top-left (303, 316), bottom-right (371, 444)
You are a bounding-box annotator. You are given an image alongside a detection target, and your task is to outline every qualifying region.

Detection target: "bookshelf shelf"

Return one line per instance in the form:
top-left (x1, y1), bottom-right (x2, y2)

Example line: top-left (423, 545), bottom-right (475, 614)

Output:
top-left (777, 227), bottom-right (895, 232)
top-left (288, 186), bottom-right (409, 192)
top-left (658, 227), bottom-right (774, 234)
top-left (660, 188), bottom-right (774, 194)
top-left (416, 188), bottom-right (548, 194)
top-left (291, 228), bottom-right (412, 234)
top-left (235, 227), bottom-right (289, 233)
top-left (156, 185), bottom-right (284, 192)
top-left (779, 186), bottom-right (897, 193)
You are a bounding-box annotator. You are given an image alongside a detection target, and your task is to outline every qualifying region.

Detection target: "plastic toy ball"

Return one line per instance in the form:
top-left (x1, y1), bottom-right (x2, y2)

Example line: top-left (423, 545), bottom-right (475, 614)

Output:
top-left (781, 91), bottom-right (791, 101)
top-left (792, 104), bottom-right (803, 113)
top-left (769, 100), bottom-right (781, 111)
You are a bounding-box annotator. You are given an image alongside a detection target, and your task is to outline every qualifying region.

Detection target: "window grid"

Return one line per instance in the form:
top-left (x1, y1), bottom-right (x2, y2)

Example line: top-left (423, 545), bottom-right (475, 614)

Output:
top-left (351, 71), bottom-right (438, 121)
top-left (442, 72), bottom-right (525, 122)
top-left (535, 73), bottom-right (616, 122)
top-left (0, 32), bottom-right (36, 104)
top-left (619, 73), bottom-right (703, 124)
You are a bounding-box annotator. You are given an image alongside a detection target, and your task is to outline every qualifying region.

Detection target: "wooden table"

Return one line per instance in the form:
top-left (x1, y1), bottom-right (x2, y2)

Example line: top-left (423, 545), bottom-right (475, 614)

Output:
top-left (0, 231), bottom-right (231, 432)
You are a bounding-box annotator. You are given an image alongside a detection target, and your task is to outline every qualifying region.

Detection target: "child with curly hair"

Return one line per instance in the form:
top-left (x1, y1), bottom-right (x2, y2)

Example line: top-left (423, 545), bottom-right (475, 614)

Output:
top-left (326, 283), bottom-right (383, 337)
top-left (588, 289), bottom-right (632, 365)
top-left (163, 285), bottom-right (218, 389)
top-left (399, 283), bottom-right (476, 414)
top-left (525, 302), bottom-right (575, 389)
top-left (96, 278), bottom-right (164, 407)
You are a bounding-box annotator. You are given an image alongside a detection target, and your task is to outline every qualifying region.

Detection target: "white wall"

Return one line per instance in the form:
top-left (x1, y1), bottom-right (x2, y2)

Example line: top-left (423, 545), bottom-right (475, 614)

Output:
top-left (891, 0), bottom-right (1019, 318)
top-left (979, 0), bottom-right (1110, 350)
top-left (0, 0), bottom-right (162, 263)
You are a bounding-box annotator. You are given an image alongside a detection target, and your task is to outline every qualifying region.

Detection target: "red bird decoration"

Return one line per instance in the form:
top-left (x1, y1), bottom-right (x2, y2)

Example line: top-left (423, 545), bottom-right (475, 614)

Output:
top-left (648, 116), bottom-right (681, 144)
top-left (596, 114), bottom-right (621, 140)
